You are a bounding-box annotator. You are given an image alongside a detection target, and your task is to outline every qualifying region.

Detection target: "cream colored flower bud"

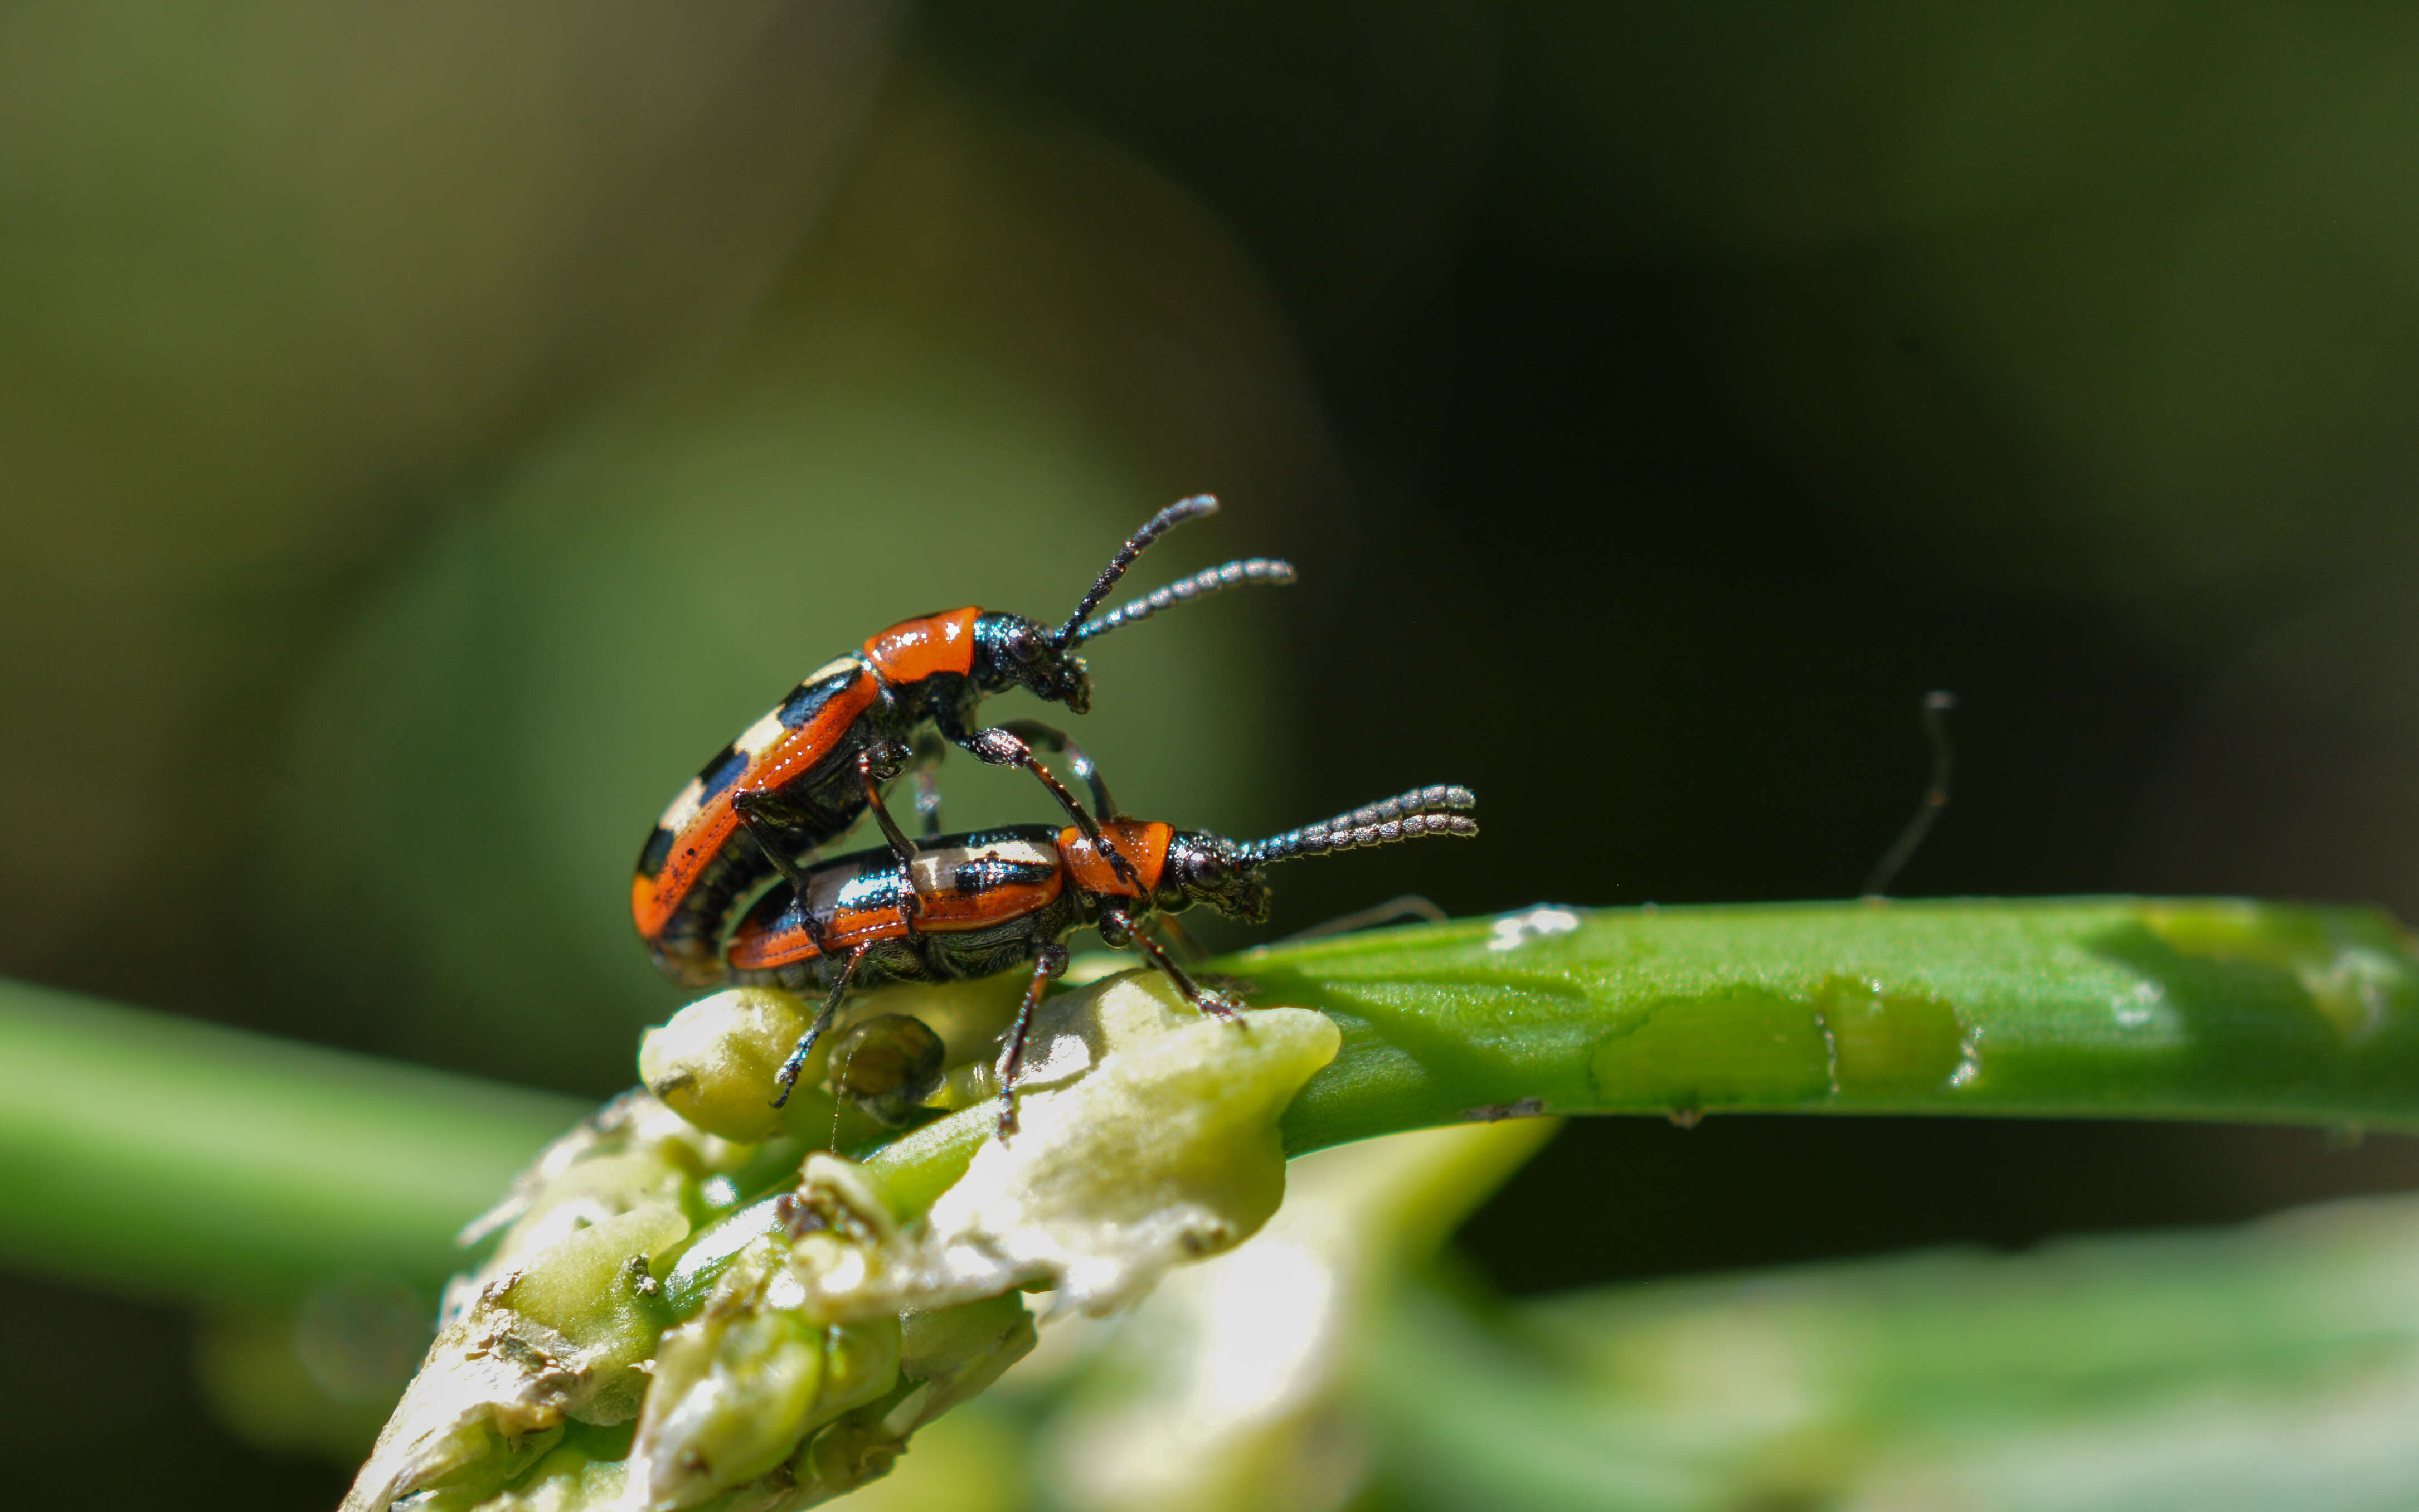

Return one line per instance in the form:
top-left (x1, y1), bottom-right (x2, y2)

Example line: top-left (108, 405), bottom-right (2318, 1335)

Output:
top-left (638, 988), bottom-right (812, 1142)
top-left (633, 1236), bottom-right (901, 1510)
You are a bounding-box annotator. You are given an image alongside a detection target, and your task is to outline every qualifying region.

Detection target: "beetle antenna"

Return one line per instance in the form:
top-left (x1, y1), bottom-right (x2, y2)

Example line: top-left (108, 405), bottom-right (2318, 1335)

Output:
top-left (1058, 495), bottom-right (1220, 645)
top-left (1238, 785), bottom-right (1478, 864)
top-left (1861, 690), bottom-right (1959, 898)
top-left (1066, 557), bottom-right (1297, 646)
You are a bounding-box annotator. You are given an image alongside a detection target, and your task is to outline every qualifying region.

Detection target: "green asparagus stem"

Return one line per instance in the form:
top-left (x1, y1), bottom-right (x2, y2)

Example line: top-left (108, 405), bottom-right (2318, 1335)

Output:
top-left (1249, 898), bottom-right (2419, 1151)
top-left (0, 976), bottom-right (586, 1305)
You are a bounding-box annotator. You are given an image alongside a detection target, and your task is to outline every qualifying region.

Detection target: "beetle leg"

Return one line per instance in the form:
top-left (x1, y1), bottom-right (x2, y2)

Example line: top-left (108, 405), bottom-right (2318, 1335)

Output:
top-left (993, 719), bottom-right (1118, 820)
top-left (1153, 913), bottom-right (1207, 964)
top-left (912, 767), bottom-right (943, 837)
top-left (856, 750), bottom-right (922, 868)
top-left (908, 730), bottom-right (948, 837)
top-left (854, 750), bottom-right (932, 930)
top-left (1123, 909), bottom-right (1243, 1022)
top-left (732, 790), bottom-right (833, 952)
top-left (771, 946), bottom-right (867, 1108)
top-left (956, 720), bottom-right (1147, 893)
top-left (954, 721), bottom-right (1090, 824)
top-left (994, 942), bottom-right (1071, 1139)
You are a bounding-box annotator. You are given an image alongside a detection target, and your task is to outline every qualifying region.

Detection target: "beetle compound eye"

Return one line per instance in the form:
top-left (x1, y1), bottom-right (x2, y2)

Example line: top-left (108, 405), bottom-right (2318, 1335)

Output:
top-left (1172, 839), bottom-right (1234, 891)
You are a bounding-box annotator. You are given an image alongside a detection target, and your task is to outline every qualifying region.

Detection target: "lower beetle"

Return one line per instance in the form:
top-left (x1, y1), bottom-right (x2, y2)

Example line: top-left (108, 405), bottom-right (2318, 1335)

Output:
top-left (725, 783), bottom-right (1479, 1134)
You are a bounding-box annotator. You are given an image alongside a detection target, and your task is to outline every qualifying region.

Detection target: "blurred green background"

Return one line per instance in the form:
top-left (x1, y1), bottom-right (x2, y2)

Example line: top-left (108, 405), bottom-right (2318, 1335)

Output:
top-left (9, 2), bottom-right (2419, 1506)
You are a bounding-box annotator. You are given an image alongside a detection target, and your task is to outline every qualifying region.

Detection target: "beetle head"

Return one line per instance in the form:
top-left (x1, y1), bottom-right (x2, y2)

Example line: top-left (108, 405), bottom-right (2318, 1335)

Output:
top-left (973, 611), bottom-right (1093, 713)
top-left (1160, 832), bottom-right (1272, 924)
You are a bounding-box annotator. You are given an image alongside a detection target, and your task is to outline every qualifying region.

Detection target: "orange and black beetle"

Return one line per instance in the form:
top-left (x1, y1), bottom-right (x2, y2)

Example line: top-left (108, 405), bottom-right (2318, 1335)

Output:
top-left (632, 497), bottom-right (1291, 986)
top-left (726, 783), bottom-right (1479, 1135)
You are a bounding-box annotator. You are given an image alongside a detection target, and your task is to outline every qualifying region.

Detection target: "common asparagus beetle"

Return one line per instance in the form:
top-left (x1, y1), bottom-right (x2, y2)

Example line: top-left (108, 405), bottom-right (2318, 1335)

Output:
top-left (632, 497), bottom-right (1293, 986)
top-left (725, 782), bottom-right (1479, 1135)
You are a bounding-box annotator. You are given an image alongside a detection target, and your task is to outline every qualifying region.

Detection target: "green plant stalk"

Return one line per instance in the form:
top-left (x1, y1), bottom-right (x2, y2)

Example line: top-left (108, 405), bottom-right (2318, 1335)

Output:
top-left (1254, 897), bottom-right (2419, 1151)
top-left (0, 977), bottom-right (587, 1305)
top-left (3, 897), bottom-right (2415, 1305)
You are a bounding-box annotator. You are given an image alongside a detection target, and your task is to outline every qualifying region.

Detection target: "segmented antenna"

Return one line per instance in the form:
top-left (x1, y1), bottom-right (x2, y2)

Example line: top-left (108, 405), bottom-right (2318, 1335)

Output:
top-left (1057, 495), bottom-right (1219, 645)
top-left (1066, 558), bottom-right (1297, 646)
top-left (1861, 690), bottom-right (1959, 898)
top-left (1239, 785), bottom-right (1479, 864)
top-left (1322, 784), bottom-right (1473, 829)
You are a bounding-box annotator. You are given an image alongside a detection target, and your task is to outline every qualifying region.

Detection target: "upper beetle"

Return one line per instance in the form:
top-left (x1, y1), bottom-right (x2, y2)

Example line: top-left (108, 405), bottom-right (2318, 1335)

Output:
top-left (633, 496), bottom-right (1292, 985)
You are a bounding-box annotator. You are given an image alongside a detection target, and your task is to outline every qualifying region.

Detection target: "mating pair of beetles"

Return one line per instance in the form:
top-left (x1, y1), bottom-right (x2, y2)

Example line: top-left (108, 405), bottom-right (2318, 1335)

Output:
top-left (632, 497), bottom-right (1477, 1134)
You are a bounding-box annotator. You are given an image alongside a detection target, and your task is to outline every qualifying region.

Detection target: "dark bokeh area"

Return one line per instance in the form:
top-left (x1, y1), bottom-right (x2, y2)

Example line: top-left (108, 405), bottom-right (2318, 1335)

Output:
top-left (8, 2), bottom-right (2419, 1502)
top-left (1, 1277), bottom-right (354, 1510)
top-left (1468, 1116), bottom-right (2419, 1296)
